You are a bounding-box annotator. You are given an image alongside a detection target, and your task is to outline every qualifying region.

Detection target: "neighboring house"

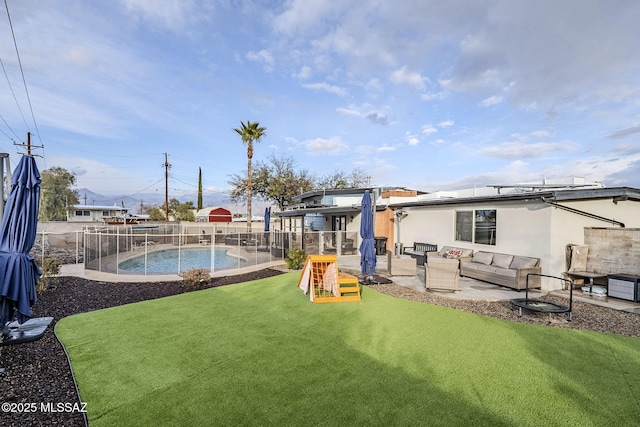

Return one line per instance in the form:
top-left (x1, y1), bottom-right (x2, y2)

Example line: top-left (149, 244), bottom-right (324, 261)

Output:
top-left (68, 204), bottom-right (129, 223)
top-left (276, 187), bottom-right (424, 253)
top-left (195, 206), bottom-right (232, 223)
top-left (388, 181), bottom-right (640, 291)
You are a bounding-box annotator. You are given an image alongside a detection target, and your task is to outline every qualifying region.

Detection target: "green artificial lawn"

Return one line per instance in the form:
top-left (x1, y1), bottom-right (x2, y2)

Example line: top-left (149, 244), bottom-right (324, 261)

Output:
top-left (56, 272), bottom-right (640, 426)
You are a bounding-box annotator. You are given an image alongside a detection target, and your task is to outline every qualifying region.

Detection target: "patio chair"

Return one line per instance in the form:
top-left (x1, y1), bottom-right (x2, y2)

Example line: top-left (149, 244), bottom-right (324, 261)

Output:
top-left (425, 257), bottom-right (460, 292)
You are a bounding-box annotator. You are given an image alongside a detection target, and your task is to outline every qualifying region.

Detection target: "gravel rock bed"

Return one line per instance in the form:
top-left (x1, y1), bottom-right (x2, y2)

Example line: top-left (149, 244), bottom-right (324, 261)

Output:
top-left (1, 270), bottom-right (638, 426)
top-left (370, 283), bottom-right (640, 337)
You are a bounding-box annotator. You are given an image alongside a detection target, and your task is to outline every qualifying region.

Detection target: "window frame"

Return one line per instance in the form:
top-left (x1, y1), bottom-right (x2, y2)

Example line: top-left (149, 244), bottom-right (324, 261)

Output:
top-left (455, 209), bottom-right (497, 246)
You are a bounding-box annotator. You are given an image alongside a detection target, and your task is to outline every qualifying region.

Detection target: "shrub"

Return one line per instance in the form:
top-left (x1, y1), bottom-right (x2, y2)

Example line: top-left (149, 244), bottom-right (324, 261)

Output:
top-left (180, 268), bottom-right (210, 287)
top-left (285, 247), bottom-right (307, 270)
top-left (37, 256), bottom-right (61, 293)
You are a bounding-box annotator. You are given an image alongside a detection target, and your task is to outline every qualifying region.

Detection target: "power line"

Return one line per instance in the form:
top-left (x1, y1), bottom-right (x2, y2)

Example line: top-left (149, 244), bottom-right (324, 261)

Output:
top-left (0, 59), bottom-right (28, 137)
top-left (3, 0), bottom-right (43, 147)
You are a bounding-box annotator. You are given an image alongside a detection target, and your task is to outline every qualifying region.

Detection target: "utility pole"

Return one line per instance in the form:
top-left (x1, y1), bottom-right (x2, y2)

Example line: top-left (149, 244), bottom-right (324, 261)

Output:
top-left (164, 153), bottom-right (171, 221)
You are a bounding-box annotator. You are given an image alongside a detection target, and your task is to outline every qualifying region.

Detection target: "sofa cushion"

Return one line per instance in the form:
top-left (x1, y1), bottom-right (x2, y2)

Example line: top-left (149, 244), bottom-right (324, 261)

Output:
top-left (510, 256), bottom-right (538, 269)
top-left (465, 263), bottom-right (517, 277)
top-left (472, 251), bottom-right (494, 265)
top-left (493, 267), bottom-right (517, 278)
top-left (491, 253), bottom-right (514, 269)
top-left (459, 248), bottom-right (473, 257)
top-left (462, 262), bottom-right (484, 271)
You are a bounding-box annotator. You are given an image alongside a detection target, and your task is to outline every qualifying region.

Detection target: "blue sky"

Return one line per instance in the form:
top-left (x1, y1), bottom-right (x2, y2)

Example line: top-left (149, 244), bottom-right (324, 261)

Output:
top-left (1, 0), bottom-right (639, 200)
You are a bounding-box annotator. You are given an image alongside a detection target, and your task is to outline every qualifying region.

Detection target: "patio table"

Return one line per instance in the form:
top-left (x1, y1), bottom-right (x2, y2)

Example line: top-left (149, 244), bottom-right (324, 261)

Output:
top-left (563, 271), bottom-right (607, 292)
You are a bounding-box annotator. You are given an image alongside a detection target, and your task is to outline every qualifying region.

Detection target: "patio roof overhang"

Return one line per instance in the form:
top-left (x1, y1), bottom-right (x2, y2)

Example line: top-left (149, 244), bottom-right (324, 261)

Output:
top-left (387, 187), bottom-right (640, 209)
top-left (276, 204), bottom-right (387, 218)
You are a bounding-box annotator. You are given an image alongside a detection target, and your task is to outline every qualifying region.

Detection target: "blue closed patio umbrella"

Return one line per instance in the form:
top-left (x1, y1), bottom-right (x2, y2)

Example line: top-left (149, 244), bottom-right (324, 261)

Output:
top-left (264, 207), bottom-right (270, 247)
top-left (0, 155), bottom-right (42, 329)
top-left (359, 190), bottom-right (376, 281)
top-left (264, 207), bottom-right (270, 232)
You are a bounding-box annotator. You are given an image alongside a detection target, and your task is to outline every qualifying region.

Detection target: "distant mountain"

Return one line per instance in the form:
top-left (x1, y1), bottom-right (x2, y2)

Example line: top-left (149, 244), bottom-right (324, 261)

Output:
top-left (75, 188), bottom-right (273, 215)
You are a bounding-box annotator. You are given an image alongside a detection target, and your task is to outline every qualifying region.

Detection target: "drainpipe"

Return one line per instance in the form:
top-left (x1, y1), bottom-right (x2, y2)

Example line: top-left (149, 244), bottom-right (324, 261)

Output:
top-left (542, 197), bottom-right (625, 227)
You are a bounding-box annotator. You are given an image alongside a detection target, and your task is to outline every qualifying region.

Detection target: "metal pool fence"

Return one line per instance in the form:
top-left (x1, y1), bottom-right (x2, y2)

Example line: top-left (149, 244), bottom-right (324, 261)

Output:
top-left (31, 225), bottom-right (360, 276)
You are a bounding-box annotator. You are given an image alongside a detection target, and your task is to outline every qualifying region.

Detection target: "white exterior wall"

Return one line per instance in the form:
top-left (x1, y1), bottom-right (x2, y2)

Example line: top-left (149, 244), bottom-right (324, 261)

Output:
top-left (399, 199), bottom-right (640, 291)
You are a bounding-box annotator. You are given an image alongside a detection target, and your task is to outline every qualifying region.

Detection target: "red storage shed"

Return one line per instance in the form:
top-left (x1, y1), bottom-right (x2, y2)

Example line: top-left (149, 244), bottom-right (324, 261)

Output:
top-left (196, 207), bottom-right (232, 223)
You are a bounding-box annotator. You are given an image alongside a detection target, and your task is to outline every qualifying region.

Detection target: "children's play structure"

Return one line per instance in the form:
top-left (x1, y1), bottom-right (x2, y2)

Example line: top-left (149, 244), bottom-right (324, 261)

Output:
top-left (297, 255), bottom-right (361, 303)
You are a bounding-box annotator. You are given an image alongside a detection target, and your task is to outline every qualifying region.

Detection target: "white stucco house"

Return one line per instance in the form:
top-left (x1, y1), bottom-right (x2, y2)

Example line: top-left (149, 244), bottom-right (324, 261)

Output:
top-left (67, 204), bottom-right (129, 222)
top-left (388, 181), bottom-right (640, 291)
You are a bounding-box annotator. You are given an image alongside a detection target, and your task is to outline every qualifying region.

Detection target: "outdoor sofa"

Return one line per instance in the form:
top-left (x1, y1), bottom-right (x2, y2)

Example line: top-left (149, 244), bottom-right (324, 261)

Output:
top-left (459, 251), bottom-right (541, 290)
top-left (426, 245), bottom-right (474, 263)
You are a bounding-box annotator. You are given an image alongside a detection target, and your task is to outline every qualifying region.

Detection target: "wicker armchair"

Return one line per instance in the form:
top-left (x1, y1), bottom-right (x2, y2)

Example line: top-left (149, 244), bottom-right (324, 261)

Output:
top-left (425, 257), bottom-right (460, 292)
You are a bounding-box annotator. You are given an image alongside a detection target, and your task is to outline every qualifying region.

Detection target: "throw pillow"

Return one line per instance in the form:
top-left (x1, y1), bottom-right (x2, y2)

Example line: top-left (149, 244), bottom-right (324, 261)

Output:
top-left (472, 251), bottom-right (494, 265)
top-left (445, 249), bottom-right (463, 259)
top-left (438, 246), bottom-right (451, 257)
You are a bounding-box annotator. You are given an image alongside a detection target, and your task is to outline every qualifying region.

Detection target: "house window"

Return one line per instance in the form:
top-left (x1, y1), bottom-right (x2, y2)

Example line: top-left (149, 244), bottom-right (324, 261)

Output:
top-left (455, 210), bottom-right (497, 245)
top-left (75, 210), bottom-right (83, 217)
top-left (455, 211), bottom-right (473, 242)
top-left (75, 210), bottom-right (90, 217)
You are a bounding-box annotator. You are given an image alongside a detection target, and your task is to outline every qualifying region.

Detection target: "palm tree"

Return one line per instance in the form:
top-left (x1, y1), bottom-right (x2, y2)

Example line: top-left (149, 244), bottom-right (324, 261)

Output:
top-left (233, 120), bottom-right (266, 231)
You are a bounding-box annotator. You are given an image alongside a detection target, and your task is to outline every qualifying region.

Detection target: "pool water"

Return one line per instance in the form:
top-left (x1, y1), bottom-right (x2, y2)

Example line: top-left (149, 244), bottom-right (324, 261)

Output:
top-left (118, 247), bottom-right (245, 274)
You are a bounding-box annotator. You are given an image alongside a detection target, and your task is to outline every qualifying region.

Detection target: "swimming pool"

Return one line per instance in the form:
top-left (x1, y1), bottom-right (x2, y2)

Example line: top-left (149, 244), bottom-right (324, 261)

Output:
top-left (118, 247), bottom-right (246, 274)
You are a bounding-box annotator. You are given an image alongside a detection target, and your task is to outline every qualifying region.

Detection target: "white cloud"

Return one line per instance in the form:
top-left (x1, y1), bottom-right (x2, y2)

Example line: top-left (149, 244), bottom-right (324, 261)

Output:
top-left (376, 145), bottom-right (396, 152)
top-left (120, 0), bottom-right (200, 31)
top-left (391, 66), bottom-right (427, 90)
top-left (246, 49), bottom-right (275, 72)
top-left (530, 130), bottom-right (552, 138)
top-left (480, 95), bottom-right (503, 107)
top-left (421, 91), bottom-right (447, 101)
top-left (405, 132), bottom-right (420, 146)
top-left (482, 141), bottom-right (573, 160)
top-left (606, 125), bottom-right (640, 139)
top-left (421, 124), bottom-right (437, 135)
top-left (302, 137), bottom-right (349, 155)
top-left (438, 120), bottom-right (455, 128)
top-left (365, 78), bottom-right (383, 91)
top-left (302, 82), bottom-right (347, 96)
top-left (293, 65), bottom-right (312, 80)
top-left (336, 104), bottom-right (388, 125)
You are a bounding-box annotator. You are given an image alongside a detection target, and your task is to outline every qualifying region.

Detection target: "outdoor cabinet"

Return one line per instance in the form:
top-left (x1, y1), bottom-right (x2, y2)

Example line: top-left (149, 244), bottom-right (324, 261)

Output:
top-left (607, 274), bottom-right (640, 302)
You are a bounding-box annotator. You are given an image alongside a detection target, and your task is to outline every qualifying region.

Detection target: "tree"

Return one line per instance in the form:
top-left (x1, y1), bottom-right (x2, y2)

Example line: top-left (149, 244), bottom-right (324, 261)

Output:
top-left (39, 167), bottom-right (79, 221)
top-left (143, 199), bottom-right (195, 221)
top-left (229, 153), bottom-right (315, 211)
top-left (233, 121), bottom-right (266, 230)
top-left (168, 198), bottom-right (196, 222)
top-left (318, 168), bottom-right (370, 189)
top-left (145, 206), bottom-right (166, 221)
top-left (174, 200), bottom-right (196, 222)
top-left (197, 167), bottom-right (203, 210)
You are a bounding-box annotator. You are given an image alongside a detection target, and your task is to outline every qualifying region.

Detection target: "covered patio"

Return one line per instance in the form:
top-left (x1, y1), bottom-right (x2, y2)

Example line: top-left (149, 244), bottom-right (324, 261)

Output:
top-left (336, 254), bottom-right (640, 314)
